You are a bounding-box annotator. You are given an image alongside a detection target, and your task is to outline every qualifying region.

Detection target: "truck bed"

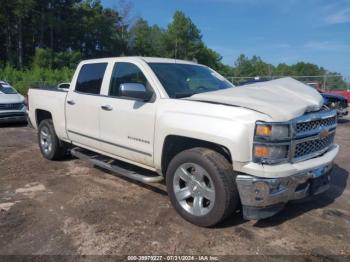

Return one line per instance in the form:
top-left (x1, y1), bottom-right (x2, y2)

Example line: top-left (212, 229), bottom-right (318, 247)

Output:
top-left (28, 88), bottom-right (69, 140)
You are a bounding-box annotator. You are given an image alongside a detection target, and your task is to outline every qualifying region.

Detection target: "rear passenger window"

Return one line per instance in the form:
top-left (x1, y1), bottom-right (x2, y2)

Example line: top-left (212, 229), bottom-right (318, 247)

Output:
top-left (109, 62), bottom-right (148, 97)
top-left (75, 63), bottom-right (107, 94)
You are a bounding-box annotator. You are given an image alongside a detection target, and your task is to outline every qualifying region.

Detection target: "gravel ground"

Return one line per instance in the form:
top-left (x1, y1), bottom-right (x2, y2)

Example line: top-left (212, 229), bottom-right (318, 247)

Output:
top-left (0, 116), bottom-right (349, 258)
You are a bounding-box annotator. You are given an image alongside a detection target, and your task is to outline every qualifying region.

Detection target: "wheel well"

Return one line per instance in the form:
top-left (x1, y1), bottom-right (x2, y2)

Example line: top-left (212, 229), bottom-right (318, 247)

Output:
top-left (36, 109), bottom-right (52, 126)
top-left (161, 135), bottom-right (232, 175)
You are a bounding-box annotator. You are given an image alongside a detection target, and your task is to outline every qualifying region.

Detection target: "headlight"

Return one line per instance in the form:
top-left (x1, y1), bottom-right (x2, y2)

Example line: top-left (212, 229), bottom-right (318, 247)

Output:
top-left (253, 121), bottom-right (291, 164)
top-left (253, 145), bottom-right (289, 164)
top-left (255, 122), bottom-right (290, 140)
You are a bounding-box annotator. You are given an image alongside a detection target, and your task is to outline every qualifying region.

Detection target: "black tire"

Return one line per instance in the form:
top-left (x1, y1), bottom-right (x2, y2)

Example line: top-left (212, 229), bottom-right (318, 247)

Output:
top-left (166, 147), bottom-right (239, 227)
top-left (38, 119), bottom-right (68, 160)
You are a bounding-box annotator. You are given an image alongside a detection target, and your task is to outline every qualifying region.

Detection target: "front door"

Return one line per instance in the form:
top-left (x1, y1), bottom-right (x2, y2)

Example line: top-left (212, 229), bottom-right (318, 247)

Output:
top-left (99, 62), bottom-right (157, 167)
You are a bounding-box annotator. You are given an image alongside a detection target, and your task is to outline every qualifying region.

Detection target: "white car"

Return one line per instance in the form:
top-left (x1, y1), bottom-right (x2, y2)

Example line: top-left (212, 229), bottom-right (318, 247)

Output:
top-left (0, 81), bottom-right (27, 123)
top-left (28, 57), bottom-right (339, 227)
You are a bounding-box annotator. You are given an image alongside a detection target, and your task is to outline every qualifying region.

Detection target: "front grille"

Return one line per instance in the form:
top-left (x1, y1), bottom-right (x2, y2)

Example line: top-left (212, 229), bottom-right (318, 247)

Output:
top-left (294, 133), bottom-right (335, 160)
top-left (253, 109), bottom-right (337, 164)
top-left (291, 109), bottom-right (337, 162)
top-left (295, 115), bottom-right (337, 134)
top-left (0, 103), bottom-right (23, 111)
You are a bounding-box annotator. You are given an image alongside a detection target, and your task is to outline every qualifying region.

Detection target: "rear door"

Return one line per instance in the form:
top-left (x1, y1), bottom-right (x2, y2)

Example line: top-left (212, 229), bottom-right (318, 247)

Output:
top-left (66, 62), bottom-right (108, 149)
top-left (99, 61), bottom-right (157, 167)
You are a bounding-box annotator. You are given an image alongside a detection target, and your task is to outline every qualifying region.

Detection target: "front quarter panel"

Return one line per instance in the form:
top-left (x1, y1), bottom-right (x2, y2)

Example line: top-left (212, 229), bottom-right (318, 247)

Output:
top-left (154, 99), bottom-right (269, 171)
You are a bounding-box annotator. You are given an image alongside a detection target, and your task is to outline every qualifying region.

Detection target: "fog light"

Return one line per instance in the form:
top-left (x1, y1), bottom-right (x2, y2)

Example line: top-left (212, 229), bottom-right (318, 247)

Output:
top-left (253, 181), bottom-right (269, 201)
top-left (268, 180), bottom-right (281, 194)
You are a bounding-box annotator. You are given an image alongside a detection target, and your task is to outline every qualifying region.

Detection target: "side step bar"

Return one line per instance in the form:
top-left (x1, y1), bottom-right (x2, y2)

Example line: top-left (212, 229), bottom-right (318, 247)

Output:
top-left (71, 147), bottom-right (164, 183)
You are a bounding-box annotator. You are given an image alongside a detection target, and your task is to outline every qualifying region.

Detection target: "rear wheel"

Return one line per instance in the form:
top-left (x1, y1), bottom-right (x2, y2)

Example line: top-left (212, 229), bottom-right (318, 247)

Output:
top-left (38, 119), bottom-right (68, 160)
top-left (166, 147), bottom-right (239, 227)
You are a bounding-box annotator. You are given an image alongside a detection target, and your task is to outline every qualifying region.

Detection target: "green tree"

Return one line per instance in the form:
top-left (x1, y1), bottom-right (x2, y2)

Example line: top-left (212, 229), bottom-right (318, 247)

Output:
top-left (274, 63), bottom-right (295, 76)
top-left (164, 11), bottom-right (202, 60)
top-left (233, 54), bottom-right (272, 77)
top-left (291, 62), bottom-right (325, 76)
top-left (129, 19), bottom-right (167, 57)
top-left (32, 48), bottom-right (81, 69)
top-left (195, 45), bottom-right (223, 70)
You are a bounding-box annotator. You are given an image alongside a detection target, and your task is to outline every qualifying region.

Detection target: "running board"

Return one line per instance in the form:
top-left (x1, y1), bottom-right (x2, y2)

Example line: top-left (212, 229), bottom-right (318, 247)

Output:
top-left (70, 147), bottom-right (163, 183)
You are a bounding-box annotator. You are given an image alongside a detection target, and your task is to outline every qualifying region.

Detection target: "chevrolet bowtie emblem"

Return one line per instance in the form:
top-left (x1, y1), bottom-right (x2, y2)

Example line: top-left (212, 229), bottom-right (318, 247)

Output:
top-left (320, 128), bottom-right (329, 139)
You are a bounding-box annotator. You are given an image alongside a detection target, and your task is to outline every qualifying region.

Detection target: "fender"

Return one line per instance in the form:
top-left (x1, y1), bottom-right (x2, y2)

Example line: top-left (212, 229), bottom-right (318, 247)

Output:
top-left (153, 99), bottom-right (269, 171)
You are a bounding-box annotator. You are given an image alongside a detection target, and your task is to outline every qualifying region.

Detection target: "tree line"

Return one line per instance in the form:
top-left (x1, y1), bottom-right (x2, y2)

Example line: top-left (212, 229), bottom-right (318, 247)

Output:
top-left (0, 0), bottom-right (346, 93)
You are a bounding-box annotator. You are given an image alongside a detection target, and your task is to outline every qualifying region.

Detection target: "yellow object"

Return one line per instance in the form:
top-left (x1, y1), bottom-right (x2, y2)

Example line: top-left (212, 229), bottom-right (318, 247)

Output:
top-left (256, 125), bottom-right (272, 136)
top-left (254, 146), bottom-right (270, 157)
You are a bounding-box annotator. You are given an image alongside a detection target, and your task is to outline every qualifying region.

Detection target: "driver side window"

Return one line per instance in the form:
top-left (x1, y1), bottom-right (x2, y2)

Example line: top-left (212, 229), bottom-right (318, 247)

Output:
top-left (109, 62), bottom-right (148, 97)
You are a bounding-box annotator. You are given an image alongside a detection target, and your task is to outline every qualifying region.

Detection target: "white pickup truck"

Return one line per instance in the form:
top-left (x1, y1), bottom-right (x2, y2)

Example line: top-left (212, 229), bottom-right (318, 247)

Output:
top-left (28, 57), bottom-right (339, 227)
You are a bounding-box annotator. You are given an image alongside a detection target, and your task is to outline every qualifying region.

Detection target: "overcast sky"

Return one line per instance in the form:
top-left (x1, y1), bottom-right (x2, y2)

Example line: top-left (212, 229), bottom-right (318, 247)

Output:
top-left (102, 0), bottom-right (350, 78)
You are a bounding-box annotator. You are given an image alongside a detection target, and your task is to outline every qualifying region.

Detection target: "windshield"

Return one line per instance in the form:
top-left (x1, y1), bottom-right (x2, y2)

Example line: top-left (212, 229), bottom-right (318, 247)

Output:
top-left (0, 83), bottom-right (17, 94)
top-left (148, 63), bottom-right (234, 98)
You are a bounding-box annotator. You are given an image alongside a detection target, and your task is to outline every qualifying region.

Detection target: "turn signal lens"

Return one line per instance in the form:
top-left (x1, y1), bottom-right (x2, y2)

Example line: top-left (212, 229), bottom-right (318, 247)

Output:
top-left (254, 146), bottom-right (270, 157)
top-left (255, 123), bottom-right (290, 139)
top-left (256, 125), bottom-right (272, 136)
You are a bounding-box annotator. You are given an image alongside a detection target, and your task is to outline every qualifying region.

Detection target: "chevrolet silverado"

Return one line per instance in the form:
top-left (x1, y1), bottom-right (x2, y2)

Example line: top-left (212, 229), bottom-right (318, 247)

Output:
top-left (28, 57), bottom-right (339, 227)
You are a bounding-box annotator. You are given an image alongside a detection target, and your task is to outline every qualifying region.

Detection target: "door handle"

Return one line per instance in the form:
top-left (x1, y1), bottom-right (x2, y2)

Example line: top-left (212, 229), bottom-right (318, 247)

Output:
top-left (67, 100), bottom-right (75, 105)
top-left (101, 105), bottom-right (113, 111)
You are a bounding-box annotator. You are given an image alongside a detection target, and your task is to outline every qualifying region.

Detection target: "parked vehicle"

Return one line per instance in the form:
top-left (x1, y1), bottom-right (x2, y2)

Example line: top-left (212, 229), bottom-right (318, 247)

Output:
top-left (28, 57), bottom-right (339, 227)
top-left (327, 90), bottom-right (350, 103)
top-left (305, 83), bottom-right (348, 118)
top-left (321, 93), bottom-right (348, 117)
top-left (0, 81), bottom-right (27, 124)
top-left (307, 82), bottom-right (350, 102)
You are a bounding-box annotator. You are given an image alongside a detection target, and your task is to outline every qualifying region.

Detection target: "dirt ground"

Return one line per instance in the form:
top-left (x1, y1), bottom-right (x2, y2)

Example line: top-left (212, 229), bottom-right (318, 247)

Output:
top-left (0, 117), bottom-right (349, 258)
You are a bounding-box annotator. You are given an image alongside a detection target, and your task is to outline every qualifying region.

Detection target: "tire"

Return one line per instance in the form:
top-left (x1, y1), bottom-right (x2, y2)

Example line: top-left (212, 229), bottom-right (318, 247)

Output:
top-left (38, 119), bottom-right (68, 160)
top-left (166, 147), bottom-right (239, 227)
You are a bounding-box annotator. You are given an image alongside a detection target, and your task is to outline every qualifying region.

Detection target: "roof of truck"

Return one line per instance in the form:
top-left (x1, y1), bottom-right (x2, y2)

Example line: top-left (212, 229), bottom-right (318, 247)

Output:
top-left (81, 56), bottom-right (199, 65)
top-left (142, 57), bottom-right (198, 64)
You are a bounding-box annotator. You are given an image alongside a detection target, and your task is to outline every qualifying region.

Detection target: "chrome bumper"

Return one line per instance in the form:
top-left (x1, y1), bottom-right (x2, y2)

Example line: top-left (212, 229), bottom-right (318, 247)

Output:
top-left (236, 163), bottom-right (333, 220)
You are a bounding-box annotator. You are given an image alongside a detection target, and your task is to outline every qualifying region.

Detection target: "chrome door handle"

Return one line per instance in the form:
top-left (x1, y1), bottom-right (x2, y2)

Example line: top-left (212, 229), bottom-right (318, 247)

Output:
top-left (67, 100), bottom-right (75, 105)
top-left (101, 105), bottom-right (113, 111)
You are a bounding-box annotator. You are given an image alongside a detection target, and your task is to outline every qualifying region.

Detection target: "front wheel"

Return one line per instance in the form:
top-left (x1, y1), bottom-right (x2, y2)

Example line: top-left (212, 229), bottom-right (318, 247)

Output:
top-left (38, 119), bottom-right (68, 160)
top-left (166, 148), bottom-right (239, 227)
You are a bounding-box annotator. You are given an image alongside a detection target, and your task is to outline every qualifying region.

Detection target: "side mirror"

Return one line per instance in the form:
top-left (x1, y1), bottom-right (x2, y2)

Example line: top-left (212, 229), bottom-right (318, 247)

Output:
top-left (120, 83), bottom-right (153, 101)
top-left (57, 83), bottom-right (70, 90)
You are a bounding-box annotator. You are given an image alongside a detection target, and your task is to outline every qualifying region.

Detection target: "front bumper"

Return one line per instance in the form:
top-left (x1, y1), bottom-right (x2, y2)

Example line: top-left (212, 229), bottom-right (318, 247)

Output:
top-left (236, 144), bottom-right (339, 220)
top-left (0, 111), bottom-right (27, 123)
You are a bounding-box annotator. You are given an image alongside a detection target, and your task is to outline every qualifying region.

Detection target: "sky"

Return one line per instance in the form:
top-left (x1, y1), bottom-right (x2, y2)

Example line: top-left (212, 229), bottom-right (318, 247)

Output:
top-left (101, 0), bottom-right (350, 78)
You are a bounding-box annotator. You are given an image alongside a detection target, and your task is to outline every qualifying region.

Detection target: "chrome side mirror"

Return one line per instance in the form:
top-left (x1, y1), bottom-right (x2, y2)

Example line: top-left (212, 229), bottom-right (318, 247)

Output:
top-left (120, 83), bottom-right (153, 101)
top-left (57, 82), bottom-right (70, 90)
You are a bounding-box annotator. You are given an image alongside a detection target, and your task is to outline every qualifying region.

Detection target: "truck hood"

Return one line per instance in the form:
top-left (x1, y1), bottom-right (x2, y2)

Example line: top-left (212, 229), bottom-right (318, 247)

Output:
top-left (0, 93), bottom-right (24, 104)
top-left (186, 77), bottom-right (324, 121)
